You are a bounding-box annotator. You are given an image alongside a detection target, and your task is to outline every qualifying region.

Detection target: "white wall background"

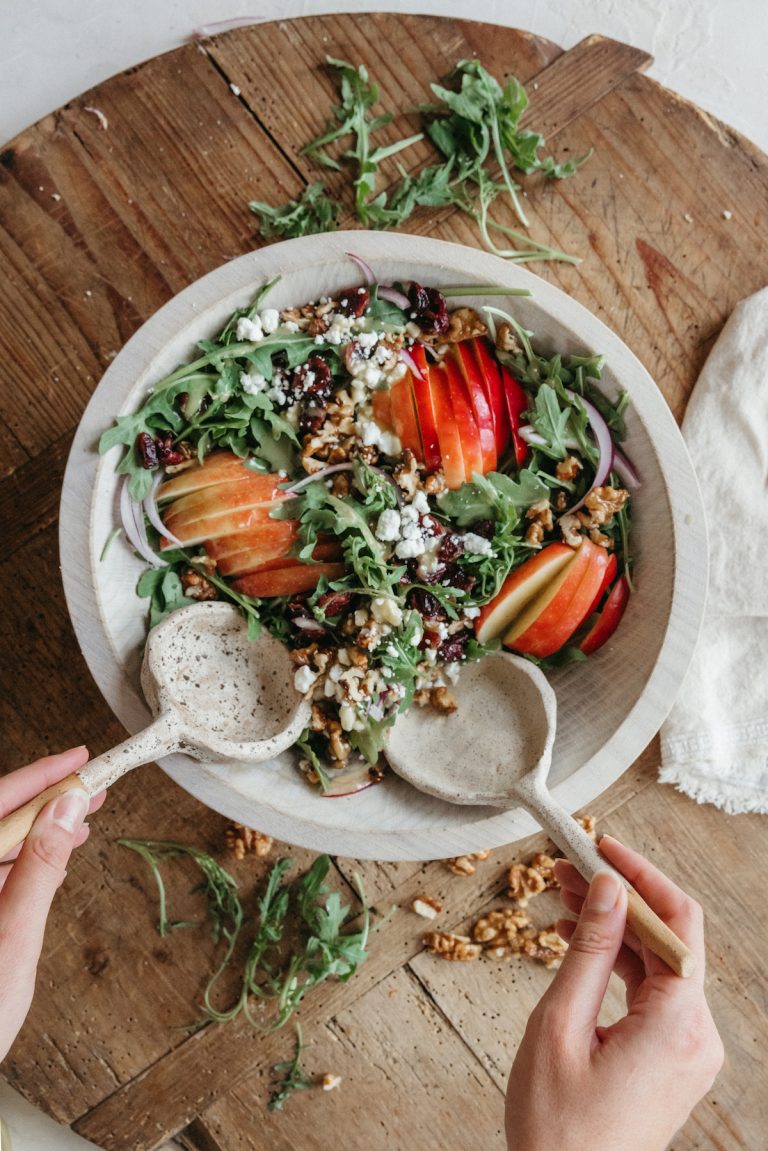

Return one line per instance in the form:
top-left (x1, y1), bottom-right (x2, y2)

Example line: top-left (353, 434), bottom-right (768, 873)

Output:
top-left (3, 0), bottom-right (768, 151)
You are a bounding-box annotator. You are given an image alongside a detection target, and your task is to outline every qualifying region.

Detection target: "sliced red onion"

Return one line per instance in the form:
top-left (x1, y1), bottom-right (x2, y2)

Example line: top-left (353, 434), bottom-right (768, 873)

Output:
top-left (144, 471), bottom-right (183, 547)
top-left (378, 285), bottom-right (411, 311)
top-left (120, 478), bottom-right (167, 568)
top-left (321, 760), bottom-right (380, 798)
top-left (399, 346), bottom-right (426, 383)
top-left (613, 447), bottom-right (642, 490)
top-left (283, 462), bottom-right (355, 494)
top-left (292, 614), bottom-right (326, 633)
top-left (562, 391), bottom-right (615, 515)
top-left (345, 252), bottom-right (375, 284)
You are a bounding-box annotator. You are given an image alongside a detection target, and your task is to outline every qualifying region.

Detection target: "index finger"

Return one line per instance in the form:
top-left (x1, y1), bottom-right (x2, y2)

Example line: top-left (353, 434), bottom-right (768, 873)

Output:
top-left (0, 746), bottom-right (90, 817)
top-left (599, 834), bottom-right (706, 978)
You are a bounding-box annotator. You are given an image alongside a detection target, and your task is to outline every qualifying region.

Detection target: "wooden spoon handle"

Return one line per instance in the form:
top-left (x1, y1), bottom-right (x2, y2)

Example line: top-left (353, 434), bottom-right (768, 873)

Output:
top-left (0, 773), bottom-right (85, 859)
top-left (515, 780), bottom-right (695, 978)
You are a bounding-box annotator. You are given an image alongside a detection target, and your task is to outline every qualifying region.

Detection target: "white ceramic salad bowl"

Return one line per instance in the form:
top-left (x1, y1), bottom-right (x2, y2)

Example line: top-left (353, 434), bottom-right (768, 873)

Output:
top-left (59, 231), bottom-right (707, 860)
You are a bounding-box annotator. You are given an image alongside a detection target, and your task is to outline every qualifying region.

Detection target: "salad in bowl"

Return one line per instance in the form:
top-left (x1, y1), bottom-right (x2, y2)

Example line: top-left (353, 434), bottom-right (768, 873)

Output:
top-left (99, 253), bottom-right (635, 798)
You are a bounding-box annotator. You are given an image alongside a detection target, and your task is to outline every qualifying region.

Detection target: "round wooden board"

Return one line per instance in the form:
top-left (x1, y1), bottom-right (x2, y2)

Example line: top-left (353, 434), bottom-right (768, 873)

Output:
top-left (2, 14), bottom-right (768, 1151)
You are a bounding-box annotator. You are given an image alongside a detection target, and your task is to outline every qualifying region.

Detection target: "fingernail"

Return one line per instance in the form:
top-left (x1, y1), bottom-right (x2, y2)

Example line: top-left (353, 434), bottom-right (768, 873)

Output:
top-left (586, 870), bottom-right (622, 912)
top-left (50, 789), bottom-right (90, 833)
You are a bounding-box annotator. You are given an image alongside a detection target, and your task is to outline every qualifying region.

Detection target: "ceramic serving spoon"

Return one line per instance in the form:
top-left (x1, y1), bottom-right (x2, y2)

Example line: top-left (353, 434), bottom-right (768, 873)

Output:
top-left (0, 601), bottom-right (311, 858)
top-left (386, 650), bottom-right (694, 977)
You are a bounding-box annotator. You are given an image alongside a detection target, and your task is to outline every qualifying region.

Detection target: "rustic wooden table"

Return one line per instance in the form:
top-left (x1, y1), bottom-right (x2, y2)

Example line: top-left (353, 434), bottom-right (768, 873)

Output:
top-left (1, 14), bottom-right (767, 1151)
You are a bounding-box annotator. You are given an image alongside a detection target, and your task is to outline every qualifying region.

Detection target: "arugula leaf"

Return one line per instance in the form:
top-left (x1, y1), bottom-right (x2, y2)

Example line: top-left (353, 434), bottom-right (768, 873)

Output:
top-left (268, 1026), bottom-right (313, 1111)
top-left (437, 469), bottom-right (548, 525)
top-left (249, 181), bottom-right (339, 239)
top-left (136, 567), bottom-right (194, 629)
top-left (530, 385), bottom-right (572, 460)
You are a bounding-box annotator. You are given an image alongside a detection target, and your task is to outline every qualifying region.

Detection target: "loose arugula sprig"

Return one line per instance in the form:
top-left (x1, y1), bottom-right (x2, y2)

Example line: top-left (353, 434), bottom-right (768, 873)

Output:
top-left (268, 1026), bottom-right (313, 1111)
top-left (249, 56), bottom-right (589, 264)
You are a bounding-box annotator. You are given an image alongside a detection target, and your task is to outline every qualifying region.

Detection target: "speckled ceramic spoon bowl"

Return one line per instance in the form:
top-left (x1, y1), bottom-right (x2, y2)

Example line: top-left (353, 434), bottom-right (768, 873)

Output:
top-left (386, 651), bottom-right (694, 977)
top-left (0, 601), bottom-right (311, 856)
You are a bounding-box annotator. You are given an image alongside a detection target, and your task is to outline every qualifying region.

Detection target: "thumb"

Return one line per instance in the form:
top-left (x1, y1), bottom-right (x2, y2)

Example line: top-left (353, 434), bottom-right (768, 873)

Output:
top-left (542, 869), bottom-right (627, 1034)
top-left (0, 788), bottom-right (90, 964)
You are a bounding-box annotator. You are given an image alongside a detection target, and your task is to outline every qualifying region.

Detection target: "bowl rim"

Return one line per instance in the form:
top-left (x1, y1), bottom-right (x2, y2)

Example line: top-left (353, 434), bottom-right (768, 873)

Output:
top-left (59, 230), bottom-right (708, 860)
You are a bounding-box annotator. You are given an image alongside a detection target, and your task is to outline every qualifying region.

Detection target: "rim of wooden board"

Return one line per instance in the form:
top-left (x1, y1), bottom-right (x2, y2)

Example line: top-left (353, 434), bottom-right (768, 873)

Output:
top-left (59, 231), bottom-right (707, 861)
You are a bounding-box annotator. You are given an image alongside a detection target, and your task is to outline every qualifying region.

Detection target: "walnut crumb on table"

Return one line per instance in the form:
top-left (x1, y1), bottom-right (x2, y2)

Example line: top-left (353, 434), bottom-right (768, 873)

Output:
top-left (224, 823), bottom-right (273, 860)
top-left (445, 849), bottom-right (491, 877)
top-left (322, 1073), bottom-right (342, 1092)
top-left (412, 895), bottom-right (443, 920)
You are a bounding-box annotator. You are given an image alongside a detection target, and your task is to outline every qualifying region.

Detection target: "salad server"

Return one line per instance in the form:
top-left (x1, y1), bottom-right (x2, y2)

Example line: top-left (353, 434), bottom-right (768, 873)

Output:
top-left (386, 650), bottom-right (695, 977)
top-left (0, 602), bottom-right (311, 858)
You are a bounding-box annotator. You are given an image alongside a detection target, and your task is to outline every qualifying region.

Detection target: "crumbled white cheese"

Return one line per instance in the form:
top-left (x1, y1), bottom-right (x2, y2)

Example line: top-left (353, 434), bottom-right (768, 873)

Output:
top-left (260, 308), bottom-right (280, 334)
top-left (324, 314), bottom-right (354, 345)
top-left (395, 536), bottom-right (426, 559)
top-left (240, 370), bottom-right (267, 395)
top-left (294, 665), bottom-right (319, 694)
top-left (375, 508), bottom-right (402, 542)
top-left (354, 608), bottom-right (369, 627)
top-left (462, 532), bottom-right (494, 557)
top-left (411, 489), bottom-right (430, 515)
top-left (722, 209), bottom-right (733, 220)
top-left (371, 596), bottom-right (403, 628)
top-left (230, 82), bottom-right (241, 96)
top-left (463, 605), bottom-right (481, 620)
top-left (236, 316), bottom-right (264, 342)
top-left (284, 320), bottom-right (299, 332)
top-left (356, 330), bottom-right (378, 350)
top-left (360, 419), bottom-right (401, 456)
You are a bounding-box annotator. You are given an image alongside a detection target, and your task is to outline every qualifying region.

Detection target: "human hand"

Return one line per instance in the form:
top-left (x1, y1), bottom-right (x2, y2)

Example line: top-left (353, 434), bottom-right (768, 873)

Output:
top-left (505, 836), bottom-right (724, 1151)
top-left (0, 747), bottom-right (105, 1062)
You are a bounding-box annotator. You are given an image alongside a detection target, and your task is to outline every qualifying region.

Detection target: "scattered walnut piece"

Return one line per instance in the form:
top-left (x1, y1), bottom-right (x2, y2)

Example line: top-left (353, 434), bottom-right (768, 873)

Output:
top-left (412, 895), bottom-right (443, 920)
top-left (584, 485), bottom-right (629, 524)
top-left (578, 814), bottom-right (597, 841)
top-left (524, 521), bottom-right (545, 548)
top-left (472, 907), bottom-right (535, 948)
top-left (322, 1073), bottom-right (342, 1092)
top-left (446, 849), bottom-right (491, 877)
top-left (423, 931), bottom-right (482, 961)
top-left (445, 306), bottom-right (488, 343)
top-left (555, 455), bottom-right (583, 482)
top-left (423, 470), bottom-right (447, 495)
top-left (393, 450), bottom-right (421, 498)
top-left (225, 823), bottom-right (273, 861)
top-left (180, 568), bottom-right (218, 601)
top-left (495, 321), bottom-right (522, 355)
top-left (507, 852), bottom-right (558, 907)
top-left (414, 685), bottom-right (457, 713)
top-left (525, 928), bottom-right (568, 969)
top-left (559, 512), bottom-right (583, 548)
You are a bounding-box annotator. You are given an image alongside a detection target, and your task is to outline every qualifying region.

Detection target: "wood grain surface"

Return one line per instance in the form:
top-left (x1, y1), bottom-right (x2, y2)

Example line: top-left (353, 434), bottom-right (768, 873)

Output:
top-left (1, 13), bottom-right (767, 1151)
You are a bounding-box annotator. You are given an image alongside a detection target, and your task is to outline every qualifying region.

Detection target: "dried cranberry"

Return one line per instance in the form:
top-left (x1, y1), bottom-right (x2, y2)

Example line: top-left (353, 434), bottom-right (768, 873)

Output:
top-left (470, 519), bottom-right (496, 540)
top-left (317, 590), bottom-right (354, 617)
top-left (445, 566), bottom-right (476, 594)
top-left (438, 533), bottom-right (465, 563)
top-left (438, 632), bottom-right (469, 663)
top-left (155, 434), bottom-right (185, 466)
top-left (407, 282), bottom-right (449, 336)
top-left (407, 588), bottom-right (445, 620)
top-left (136, 432), bottom-right (159, 469)
top-left (288, 356), bottom-right (334, 406)
top-left (336, 286), bottom-right (370, 317)
top-left (415, 564), bottom-right (448, 585)
top-left (298, 407), bottom-right (326, 437)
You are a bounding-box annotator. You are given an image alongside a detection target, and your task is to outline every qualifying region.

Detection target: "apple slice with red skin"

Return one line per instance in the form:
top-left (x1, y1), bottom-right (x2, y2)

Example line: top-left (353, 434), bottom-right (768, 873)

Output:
top-left (475, 543), bottom-right (576, 643)
top-left (371, 388), bottom-right (394, 432)
top-left (449, 346), bottom-right (496, 474)
top-left (428, 361), bottom-right (466, 489)
top-left (583, 552), bottom-right (617, 618)
top-left (471, 338), bottom-right (510, 459)
top-left (579, 574), bottom-right (630, 655)
top-left (212, 538), bottom-right (340, 579)
top-left (443, 354), bottom-right (484, 481)
top-left (409, 345), bottom-right (442, 472)
top-left (232, 561), bottom-right (346, 598)
top-left (162, 500), bottom-right (286, 548)
top-left (163, 473), bottom-right (285, 524)
top-left (389, 374), bottom-right (424, 460)
top-left (504, 538), bottom-right (612, 658)
top-left (498, 364), bottom-right (531, 467)
top-left (158, 453), bottom-right (278, 503)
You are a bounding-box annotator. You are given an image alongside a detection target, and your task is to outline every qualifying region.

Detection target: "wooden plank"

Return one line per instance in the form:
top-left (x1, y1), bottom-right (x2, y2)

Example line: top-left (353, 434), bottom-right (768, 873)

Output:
top-left (0, 431), bottom-right (70, 557)
top-left (180, 968), bottom-right (506, 1150)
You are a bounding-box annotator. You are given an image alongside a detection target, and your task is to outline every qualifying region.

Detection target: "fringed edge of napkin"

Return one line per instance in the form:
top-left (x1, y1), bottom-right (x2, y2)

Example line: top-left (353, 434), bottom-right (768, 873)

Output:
top-left (660, 716), bottom-right (768, 814)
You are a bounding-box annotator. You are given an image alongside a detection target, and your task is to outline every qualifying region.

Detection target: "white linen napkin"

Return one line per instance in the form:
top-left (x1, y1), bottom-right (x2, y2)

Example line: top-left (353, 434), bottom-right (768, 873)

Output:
top-left (659, 286), bottom-right (768, 813)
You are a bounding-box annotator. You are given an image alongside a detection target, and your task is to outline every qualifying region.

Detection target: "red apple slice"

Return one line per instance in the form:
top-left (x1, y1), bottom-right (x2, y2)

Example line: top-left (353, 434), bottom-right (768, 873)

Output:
top-left (409, 345), bottom-right (442, 472)
top-left (499, 364), bottom-right (530, 467)
top-left (583, 552), bottom-right (618, 619)
top-left (579, 575), bottom-right (630, 655)
top-left (475, 543), bottom-right (576, 643)
top-left (212, 537), bottom-right (341, 579)
top-left (504, 539), bottom-right (612, 657)
top-left (428, 361), bottom-right (466, 489)
top-left (232, 561), bottom-right (346, 598)
top-left (371, 388), bottom-right (394, 431)
top-left (158, 452), bottom-right (276, 503)
top-left (164, 474), bottom-right (285, 524)
top-left (162, 501), bottom-right (286, 547)
top-left (389, 374), bottom-right (424, 460)
top-left (443, 355), bottom-right (484, 481)
top-left (453, 344), bottom-right (496, 474)
top-left (471, 339), bottom-right (510, 458)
